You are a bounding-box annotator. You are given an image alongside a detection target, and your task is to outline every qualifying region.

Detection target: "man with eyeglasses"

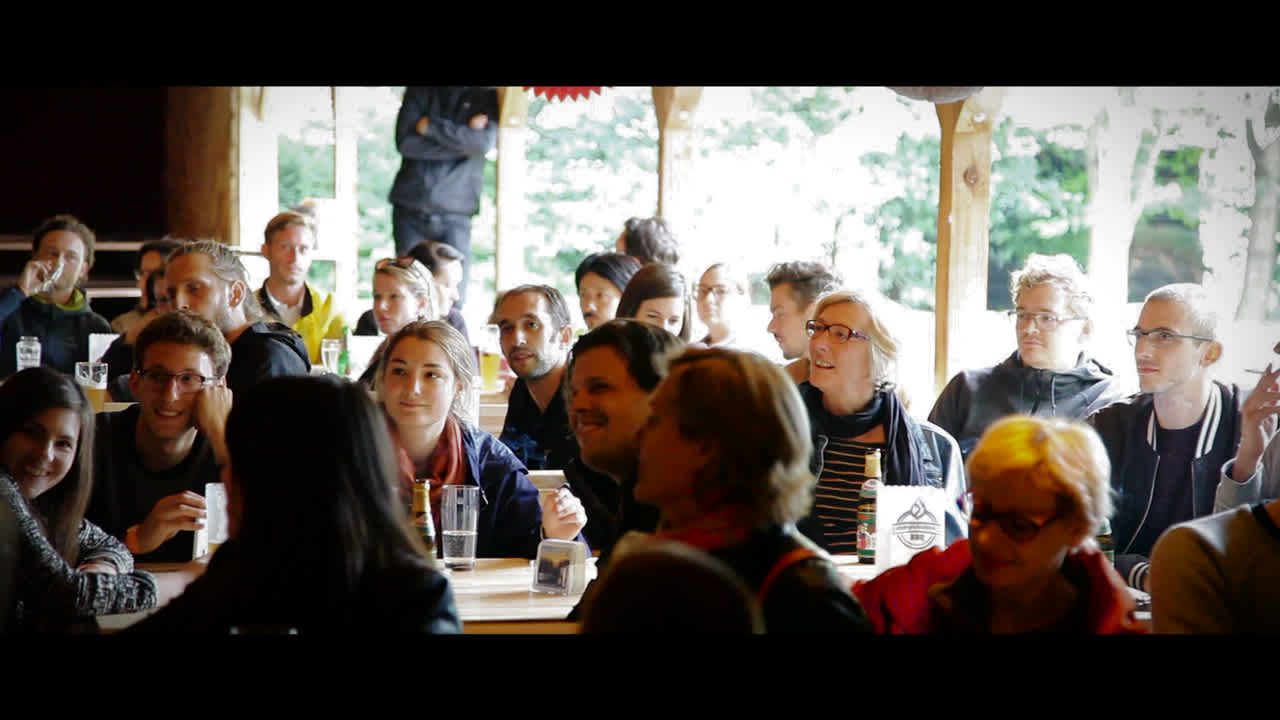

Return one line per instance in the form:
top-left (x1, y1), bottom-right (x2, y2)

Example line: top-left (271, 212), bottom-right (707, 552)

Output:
top-left (255, 211), bottom-right (346, 365)
top-left (1088, 283), bottom-right (1244, 592)
top-left (88, 311), bottom-right (231, 563)
top-left (929, 253), bottom-right (1126, 459)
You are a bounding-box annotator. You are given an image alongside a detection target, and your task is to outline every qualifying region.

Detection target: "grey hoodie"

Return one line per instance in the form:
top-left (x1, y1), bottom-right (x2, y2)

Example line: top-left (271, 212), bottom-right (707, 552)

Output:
top-left (928, 350), bottom-right (1127, 459)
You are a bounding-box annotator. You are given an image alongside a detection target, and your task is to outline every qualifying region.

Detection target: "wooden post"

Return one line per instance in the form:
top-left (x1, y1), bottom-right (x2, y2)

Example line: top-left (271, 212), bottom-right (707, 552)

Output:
top-left (652, 87), bottom-right (703, 224)
top-left (234, 86), bottom-right (279, 249)
top-left (166, 87), bottom-right (236, 242)
top-left (934, 88), bottom-right (1005, 396)
top-left (330, 86), bottom-right (360, 315)
top-left (494, 86), bottom-right (531, 292)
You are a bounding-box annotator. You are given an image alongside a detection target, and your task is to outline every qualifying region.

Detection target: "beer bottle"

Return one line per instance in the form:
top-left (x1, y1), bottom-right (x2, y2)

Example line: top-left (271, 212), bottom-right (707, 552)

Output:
top-left (337, 326), bottom-right (351, 377)
top-left (1095, 517), bottom-right (1115, 565)
top-left (857, 449), bottom-right (882, 565)
top-left (412, 479), bottom-right (437, 559)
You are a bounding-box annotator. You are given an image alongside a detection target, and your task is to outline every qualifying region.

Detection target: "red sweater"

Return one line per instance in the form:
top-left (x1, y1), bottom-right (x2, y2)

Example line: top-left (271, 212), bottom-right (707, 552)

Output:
top-left (851, 540), bottom-right (1147, 634)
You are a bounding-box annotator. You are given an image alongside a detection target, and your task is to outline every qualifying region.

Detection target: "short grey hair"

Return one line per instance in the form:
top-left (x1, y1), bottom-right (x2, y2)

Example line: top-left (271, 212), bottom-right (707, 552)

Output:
top-left (1144, 283), bottom-right (1218, 339)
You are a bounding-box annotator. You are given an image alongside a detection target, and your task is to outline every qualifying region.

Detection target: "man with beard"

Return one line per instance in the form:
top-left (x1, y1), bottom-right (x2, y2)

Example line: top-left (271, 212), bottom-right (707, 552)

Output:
top-left (0, 214), bottom-right (113, 378)
top-left (164, 239), bottom-right (310, 395)
top-left (492, 285), bottom-right (576, 471)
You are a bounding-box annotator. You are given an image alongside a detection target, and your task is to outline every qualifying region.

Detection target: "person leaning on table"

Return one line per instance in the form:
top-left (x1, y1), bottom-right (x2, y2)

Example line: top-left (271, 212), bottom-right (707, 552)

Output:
top-left (0, 367), bottom-right (204, 634)
top-left (128, 375), bottom-right (462, 634)
top-left (853, 415), bottom-right (1145, 634)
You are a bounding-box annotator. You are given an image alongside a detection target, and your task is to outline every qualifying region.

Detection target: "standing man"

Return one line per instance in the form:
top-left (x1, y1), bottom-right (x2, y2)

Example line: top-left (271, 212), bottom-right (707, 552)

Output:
top-left (89, 311), bottom-right (231, 562)
top-left (930, 253), bottom-right (1127, 459)
top-left (1089, 283), bottom-right (1244, 592)
top-left (164, 239), bottom-right (310, 395)
top-left (764, 260), bottom-right (841, 384)
top-left (256, 211), bottom-right (345, 365)
top-left (112, 237), bottom-right (183, 335)
top-left (0, 214), bottom-right (112, 378)
top-left (388, 86), bottom-right (499, 306)
top-left (492, 285), bottom-right (576, 471)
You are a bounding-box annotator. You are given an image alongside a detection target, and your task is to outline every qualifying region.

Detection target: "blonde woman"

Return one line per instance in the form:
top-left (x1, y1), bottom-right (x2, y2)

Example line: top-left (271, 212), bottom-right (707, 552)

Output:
top-left (794, 288), bottom-right (956, 553)
top-left (853, 415), bottom-right (1145, 634)
top-left (357, 257), bottom-right (440, 386)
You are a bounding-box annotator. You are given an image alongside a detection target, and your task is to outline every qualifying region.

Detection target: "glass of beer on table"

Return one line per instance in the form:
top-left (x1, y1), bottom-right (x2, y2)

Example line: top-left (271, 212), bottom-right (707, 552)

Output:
top-left (75, 361), bottom-right (109, 413)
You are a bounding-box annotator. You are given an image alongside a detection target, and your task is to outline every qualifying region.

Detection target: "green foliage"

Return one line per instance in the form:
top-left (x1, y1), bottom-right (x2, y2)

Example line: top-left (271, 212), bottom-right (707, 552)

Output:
top-left (860, 134), bottom-right (941, 309)
top-left (278, 128), bottom-right (335, 210)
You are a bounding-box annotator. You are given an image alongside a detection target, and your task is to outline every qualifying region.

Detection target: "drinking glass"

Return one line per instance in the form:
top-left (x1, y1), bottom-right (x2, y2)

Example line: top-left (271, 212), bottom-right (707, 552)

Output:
top-left (441, 485), bottom-right (480, 570)
top-left (321, 338), bottom-right (342, 374)
top-left (75, 361), bottom-right (109, 413)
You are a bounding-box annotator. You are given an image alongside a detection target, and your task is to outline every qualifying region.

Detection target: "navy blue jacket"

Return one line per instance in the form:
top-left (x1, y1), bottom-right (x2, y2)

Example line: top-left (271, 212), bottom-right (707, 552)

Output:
top-left (0, 287), bottom-right (112, 378)
top-left (388, 86), bottom-right (498, 217)
top-left (460, 423), bottom-right (587, 559)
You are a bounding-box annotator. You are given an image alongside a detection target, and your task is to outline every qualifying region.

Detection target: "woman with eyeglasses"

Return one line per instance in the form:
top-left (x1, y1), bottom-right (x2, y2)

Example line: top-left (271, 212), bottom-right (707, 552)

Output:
top-left (375, 320), bottom-right (587, 559)
top-left (794, 289), bottom-right (960, 554)
top-left (0, 367), bottom-right (204, 633)
top-left (354, 257), bottom-right (440, 387)
top-left (616, 262), bottom-right (692, 341)
top-left (694, 262), bottom-right (750, 349)
top-left (853, 415), bottom-right (1146, 634)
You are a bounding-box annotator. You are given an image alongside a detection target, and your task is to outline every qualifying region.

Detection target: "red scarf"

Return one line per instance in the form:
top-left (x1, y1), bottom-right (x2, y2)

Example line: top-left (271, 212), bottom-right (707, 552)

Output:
top-left (392, 415), bottom-right (468, 535)
top-left (652, 506), bottom-right (757, 552)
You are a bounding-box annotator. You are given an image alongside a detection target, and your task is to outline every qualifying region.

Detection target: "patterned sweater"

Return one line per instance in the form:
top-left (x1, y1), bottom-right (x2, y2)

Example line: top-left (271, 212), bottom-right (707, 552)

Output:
top-left (2, 474), bottom-right (158, 633)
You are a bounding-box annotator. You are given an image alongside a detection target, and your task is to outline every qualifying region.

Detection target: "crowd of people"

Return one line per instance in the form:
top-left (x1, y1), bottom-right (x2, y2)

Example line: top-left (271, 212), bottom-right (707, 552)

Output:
top-left (2, 89), bottom-right (1277, 636)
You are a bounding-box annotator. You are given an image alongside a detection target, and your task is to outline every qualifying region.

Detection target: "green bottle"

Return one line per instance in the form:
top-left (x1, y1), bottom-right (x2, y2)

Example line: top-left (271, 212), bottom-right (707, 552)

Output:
top-left (337, 326), bottom-right (351, 377)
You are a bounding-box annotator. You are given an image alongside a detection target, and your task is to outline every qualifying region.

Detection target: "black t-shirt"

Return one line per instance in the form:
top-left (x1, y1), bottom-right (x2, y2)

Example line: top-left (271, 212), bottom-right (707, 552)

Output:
top-left (87, 405), bottom-right (222, 563)
top-left (226, 321), bottom-right (310, 395)
top-left (498, 377), bottom-right (578, 471)
top-left (1130, 420), bottom-right (1203, 557)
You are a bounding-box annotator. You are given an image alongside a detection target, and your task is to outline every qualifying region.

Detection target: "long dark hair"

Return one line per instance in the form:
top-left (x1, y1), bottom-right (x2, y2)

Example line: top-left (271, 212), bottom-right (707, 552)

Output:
top-left (616, 262), bottom-right (692, 341)
top-left (0, 367), bottom-right (95, 564)
top-left (225, 375), bottom-right (432, 594)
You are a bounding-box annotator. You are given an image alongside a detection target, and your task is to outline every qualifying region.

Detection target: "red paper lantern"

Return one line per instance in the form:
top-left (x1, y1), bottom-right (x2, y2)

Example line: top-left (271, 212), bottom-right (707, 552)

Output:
top-left (524, 86), bottom-right (605, 102)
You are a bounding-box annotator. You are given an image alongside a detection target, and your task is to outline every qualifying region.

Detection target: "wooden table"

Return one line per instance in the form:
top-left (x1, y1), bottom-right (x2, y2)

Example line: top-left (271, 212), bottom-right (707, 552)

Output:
top-left (96, 557), bottom-right (594, 634)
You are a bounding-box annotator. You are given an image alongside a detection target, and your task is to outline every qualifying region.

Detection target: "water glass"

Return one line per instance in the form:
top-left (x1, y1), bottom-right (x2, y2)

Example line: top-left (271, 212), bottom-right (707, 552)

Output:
top-left (75, 361), bottom-right (108, 413)
top-left (16, 336), bottom-right (40, 372)
top-left (441, 485), bottom-right (480, 570)
top-left (321, 338), bottom-right (342, 374)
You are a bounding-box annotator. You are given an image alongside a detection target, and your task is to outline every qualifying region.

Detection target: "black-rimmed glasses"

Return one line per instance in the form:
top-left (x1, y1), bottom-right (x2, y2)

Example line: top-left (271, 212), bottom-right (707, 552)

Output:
top-left (138, 368), bottom-right (217, 394)
top-left (1126, 328), bottom-right (1214, 349)
top-left (805, 320), bottom-right (870, 344)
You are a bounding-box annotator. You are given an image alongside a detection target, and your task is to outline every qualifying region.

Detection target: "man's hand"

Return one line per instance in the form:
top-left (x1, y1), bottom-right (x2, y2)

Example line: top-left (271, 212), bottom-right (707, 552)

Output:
top-left (416, 116), bottom-right (430, 135)
top-left (135, 491), bottom-right (208, 554)
top-left (468, 114), bottom-right (489, 130)
top-left (18, 258), bottom-right (56, 297)
top-left (1234, 362), bottom-right (1280, 483)
top-left (192, 384), bottom-right (233, 465)
top-left (541, 486), bottom-right (587, 541)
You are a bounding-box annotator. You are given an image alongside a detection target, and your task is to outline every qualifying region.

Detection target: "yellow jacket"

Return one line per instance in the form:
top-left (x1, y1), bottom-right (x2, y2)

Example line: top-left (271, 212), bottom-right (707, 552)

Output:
top-left (257, 284), bottom-right (346, 364)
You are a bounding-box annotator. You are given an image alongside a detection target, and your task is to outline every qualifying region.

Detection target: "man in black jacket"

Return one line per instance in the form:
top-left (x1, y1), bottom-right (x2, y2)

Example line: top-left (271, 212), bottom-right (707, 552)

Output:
top-left (930, 253), bottom-right (1127, 459)
top-left (1088, 282), bottom-right (1242, 592)
top-left (388, 86), bottom-right (499, 306)
top-left (164, 239), bottom-right (310, 395)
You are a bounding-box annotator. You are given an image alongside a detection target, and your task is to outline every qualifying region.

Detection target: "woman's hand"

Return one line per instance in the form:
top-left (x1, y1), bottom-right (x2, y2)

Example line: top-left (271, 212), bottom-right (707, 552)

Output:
top-left (541, 486), bottom-right (587, 541)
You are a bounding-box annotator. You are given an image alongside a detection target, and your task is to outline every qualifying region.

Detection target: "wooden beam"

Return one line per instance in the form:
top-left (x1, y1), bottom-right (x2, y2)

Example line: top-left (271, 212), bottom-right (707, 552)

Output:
top-left (496, 86), bottom-right (530, 128)
top-left (166, 87), bottom-right (235, 242)
top-left (652, 87), bottom-right (703, 220)
top-left (934, 87), bottom-right (1005, 396)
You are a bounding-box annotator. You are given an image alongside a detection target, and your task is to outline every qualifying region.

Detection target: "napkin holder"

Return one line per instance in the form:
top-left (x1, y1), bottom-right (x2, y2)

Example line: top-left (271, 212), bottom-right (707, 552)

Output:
top-left (531, 539), bottom-right (588, 595)
top-left (874, 485), bottom-right (947, 570)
